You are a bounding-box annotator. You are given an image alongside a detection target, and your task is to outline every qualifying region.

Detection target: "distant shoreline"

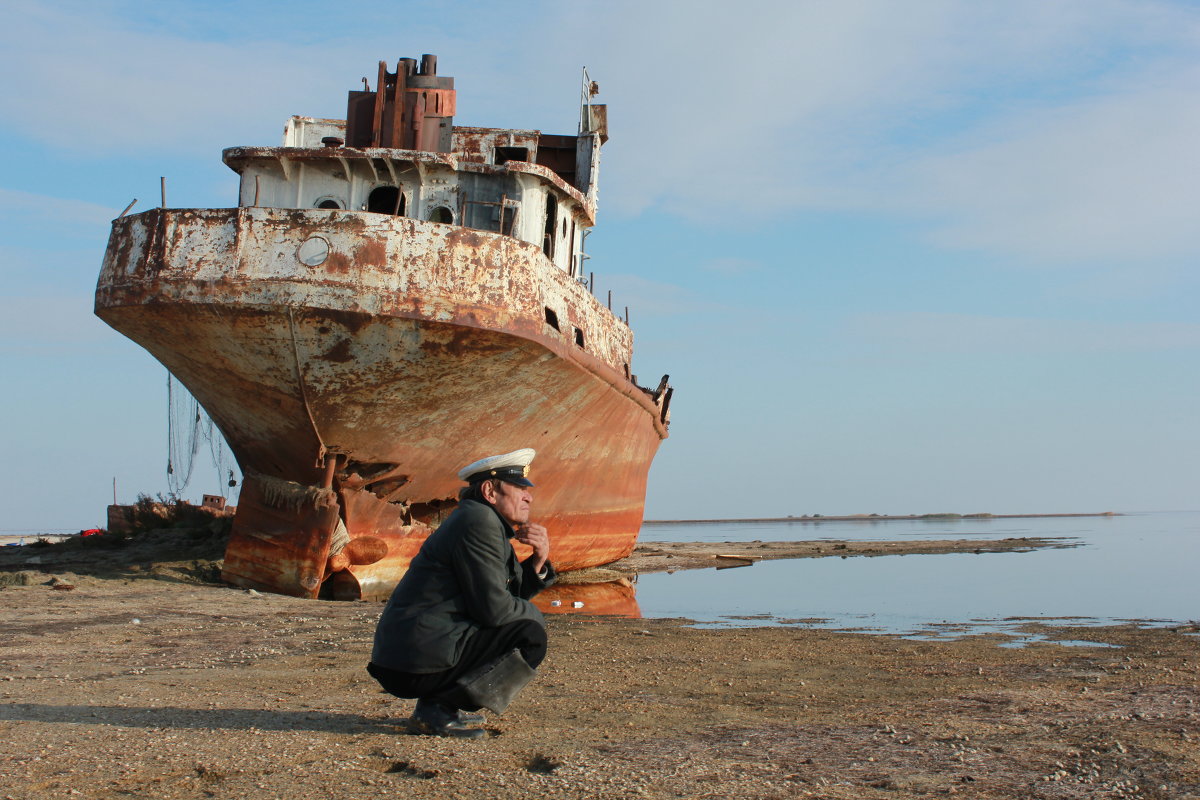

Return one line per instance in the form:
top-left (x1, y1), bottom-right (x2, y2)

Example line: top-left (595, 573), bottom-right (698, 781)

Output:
top-left (0, 533), bottom-right (73, 547)
top-left (1, 512), bottom-right (1120, 547)
top-left (643, 511), bottom-right (1119, 525)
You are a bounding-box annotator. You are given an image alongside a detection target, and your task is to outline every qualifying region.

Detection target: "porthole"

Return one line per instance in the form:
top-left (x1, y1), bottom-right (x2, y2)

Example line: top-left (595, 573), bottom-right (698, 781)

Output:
top-left (315, 196), bottom-right (343, 210)
top-left (428, 206), bottom-right (454, 224)
top-left (297, 236), bottom-right (330, 267)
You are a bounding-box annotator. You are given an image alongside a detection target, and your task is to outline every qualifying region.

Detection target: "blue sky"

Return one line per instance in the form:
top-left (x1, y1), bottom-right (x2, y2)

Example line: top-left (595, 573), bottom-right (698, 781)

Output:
top-left (2, 0), bottom-right (1197, 531)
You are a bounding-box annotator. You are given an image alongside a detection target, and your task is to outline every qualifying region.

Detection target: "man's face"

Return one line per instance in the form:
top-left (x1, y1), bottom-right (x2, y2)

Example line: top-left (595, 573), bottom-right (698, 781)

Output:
top-left (486, 479), bottom-right (533, 525)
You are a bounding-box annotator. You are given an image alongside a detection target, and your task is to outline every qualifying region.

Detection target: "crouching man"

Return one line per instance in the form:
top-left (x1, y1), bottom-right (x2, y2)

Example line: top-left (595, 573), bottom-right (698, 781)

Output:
top-left (367, 448), bottom-right (555, 738)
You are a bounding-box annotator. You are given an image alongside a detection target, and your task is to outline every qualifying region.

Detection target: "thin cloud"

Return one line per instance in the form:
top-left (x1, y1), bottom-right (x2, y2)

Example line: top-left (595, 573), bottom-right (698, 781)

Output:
top-left (7, 0), bottom-right (1198, 271)
top-left (701, 257), bottom-right (760, 276)
top-left (846, 311), bottom-right (1200, 356)
top-left (0, 293), bottom-right (122, 354)
top-left (549, 0), bottom-right (1200, 268)
top-left (0, 188), bottom-right (117, 229)
top-left (0, 190), bottom-right (120, 292)
top-left (0, 3), bottom-right (569, 157)
top-left (0, 5), bottom-right (347, 156)
top-left (600, 274), bottom-right (726, 317)
top-left (892, 69), bottom-right (1200, 263)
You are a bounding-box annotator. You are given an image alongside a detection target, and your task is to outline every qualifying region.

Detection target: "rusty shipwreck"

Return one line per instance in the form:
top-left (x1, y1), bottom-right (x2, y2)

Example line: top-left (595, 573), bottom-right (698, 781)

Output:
top-left (95, 55), bottom-right (672, 600)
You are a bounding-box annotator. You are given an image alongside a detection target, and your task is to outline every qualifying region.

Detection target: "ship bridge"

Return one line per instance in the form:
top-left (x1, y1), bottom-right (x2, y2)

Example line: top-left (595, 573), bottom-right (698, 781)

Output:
top-left (222, 54), bottom-right (608, 281)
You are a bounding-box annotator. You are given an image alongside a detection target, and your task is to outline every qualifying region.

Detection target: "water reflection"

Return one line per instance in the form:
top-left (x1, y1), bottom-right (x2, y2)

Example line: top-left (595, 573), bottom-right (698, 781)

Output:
top-left (546, 512), bottom-right (1199, 644)
top-left (533, 580), bottom-right (641, 618)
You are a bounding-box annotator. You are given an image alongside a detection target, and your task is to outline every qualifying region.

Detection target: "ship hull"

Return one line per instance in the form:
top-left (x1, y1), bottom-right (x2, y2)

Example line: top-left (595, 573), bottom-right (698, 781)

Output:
top-left (96, 208), bottom-right (668, 599)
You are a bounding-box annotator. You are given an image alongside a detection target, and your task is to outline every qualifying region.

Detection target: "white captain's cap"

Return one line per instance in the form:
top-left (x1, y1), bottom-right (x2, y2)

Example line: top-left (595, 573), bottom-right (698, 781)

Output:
top-left (457, 448), bottom-right (536, 488)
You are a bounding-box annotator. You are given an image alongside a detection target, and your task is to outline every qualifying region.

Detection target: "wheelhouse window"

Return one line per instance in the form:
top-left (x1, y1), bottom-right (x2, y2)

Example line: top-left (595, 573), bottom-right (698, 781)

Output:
top-left (367, 186), bottom-right (405, 215)
top-left (494, 146), bottom-right (529, 165)
top-left (543, 193), bottom-right (557, 259)
top-left (428, 206), bottom-right (454, 224)
top-left (463, 198), bottom-right (518, 235)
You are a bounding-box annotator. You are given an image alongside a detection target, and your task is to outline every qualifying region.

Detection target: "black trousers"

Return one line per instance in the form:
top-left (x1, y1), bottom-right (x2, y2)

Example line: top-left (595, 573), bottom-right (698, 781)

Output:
top-left (367, 618), bottom-right (546, 710)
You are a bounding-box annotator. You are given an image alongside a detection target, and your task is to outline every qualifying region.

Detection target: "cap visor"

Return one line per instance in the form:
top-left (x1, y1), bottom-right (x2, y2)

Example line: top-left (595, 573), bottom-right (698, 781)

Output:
top-left (503, 477), bottom-right (535, 488)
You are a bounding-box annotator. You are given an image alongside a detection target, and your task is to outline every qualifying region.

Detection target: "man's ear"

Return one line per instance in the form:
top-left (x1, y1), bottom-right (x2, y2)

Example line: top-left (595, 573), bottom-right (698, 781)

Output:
top-left (479, 480), bottom-right (497, 503)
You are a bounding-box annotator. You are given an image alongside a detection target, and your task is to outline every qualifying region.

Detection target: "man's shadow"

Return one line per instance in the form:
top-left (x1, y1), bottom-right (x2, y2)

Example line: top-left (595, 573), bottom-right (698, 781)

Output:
top-left (0, 702), bottom-right (404, 734)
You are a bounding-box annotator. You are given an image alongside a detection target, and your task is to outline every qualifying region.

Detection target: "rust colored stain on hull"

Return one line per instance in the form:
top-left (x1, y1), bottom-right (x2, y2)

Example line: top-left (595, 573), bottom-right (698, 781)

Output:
top-left (94, 57), bottom-right (670, 600)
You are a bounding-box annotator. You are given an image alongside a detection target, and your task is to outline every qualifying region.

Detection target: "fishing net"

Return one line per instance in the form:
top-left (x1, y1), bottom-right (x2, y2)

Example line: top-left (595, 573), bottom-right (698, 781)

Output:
top-left (166, 371), bottom-right (239, 498)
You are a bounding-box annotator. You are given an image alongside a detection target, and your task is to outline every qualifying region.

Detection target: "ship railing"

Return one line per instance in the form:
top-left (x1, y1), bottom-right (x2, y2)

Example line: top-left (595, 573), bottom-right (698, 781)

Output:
top-left (579, 67), bottom-right (599, 135)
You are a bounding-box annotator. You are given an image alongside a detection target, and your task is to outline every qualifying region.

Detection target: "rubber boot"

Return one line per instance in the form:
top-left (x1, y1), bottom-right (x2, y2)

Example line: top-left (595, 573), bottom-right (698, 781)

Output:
top-left (454, 648), bottom-right (537, 715)
top-left (407, 698), bottom-right (486, 739)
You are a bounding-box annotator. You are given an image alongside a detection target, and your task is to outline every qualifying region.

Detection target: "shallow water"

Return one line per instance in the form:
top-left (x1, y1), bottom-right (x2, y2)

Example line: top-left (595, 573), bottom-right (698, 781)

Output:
top-left (611, 511), bottom-right (1198, 643)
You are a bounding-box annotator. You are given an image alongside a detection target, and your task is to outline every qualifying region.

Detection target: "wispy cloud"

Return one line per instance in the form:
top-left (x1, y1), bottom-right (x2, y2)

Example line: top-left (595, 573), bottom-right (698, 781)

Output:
top-left (846, 311), bottom-right (1200, 355)
top-left (550, 0), bottom-right (1200, 267)
top-left (892, 69), bottom-right (1200, 263)
top-left (600, 274), bottom-right (726, 317)
top-left (0, 190), bottom-right (118, 290)
top-left (0, 2), bottom-right (572, 157)
top-left (0, 188), bottom-right (117, 228)
top-left (702, 257), bottom-right (760, 276)
top-left (5, 0), bottom-right (1198, 270)
top-left (0, 293), bottom-right (120, 353)
top-left (0, 4), bottom-right (347, 156)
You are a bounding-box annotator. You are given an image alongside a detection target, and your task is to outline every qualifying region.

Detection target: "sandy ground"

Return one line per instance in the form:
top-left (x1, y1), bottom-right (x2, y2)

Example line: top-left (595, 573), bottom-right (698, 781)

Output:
top-left (1, 535), bottom-right (1198, 799)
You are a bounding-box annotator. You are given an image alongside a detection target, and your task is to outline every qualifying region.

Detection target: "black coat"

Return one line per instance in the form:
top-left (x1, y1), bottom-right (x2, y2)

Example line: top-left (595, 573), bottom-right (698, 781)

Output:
top-left (370, 498), bottom-right (556, 673)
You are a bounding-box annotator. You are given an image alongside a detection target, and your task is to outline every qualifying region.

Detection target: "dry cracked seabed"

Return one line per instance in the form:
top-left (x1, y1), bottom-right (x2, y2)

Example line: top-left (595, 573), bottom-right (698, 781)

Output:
top-left (0, 576), bottom-right (1198, 799)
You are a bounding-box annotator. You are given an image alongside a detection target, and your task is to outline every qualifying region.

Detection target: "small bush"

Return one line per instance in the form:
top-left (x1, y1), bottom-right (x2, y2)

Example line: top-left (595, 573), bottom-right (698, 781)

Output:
top-left (78, 531), bottom-right (130, 549)
top-left (126, 494), bottom-right (232, 537)
top-left (130, 494), bottom-right (172, 531)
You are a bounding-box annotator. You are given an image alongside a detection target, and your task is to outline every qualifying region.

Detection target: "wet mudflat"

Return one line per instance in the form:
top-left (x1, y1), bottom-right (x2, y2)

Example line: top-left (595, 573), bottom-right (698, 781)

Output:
top-left (600, 535), bottom-right (1069, 574)
top-left (611, 513), bottom-right (1200, 639)
top-left (2, 575), bottom-right (1198, 800)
